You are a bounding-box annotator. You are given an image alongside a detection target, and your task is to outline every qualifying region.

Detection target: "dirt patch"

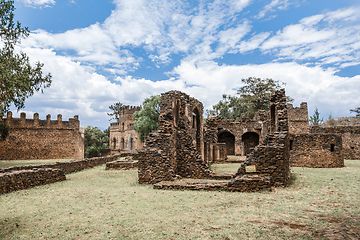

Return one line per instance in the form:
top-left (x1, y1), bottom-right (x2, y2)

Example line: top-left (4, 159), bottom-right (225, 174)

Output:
top-left (271, 216), bottom-right (360, 240)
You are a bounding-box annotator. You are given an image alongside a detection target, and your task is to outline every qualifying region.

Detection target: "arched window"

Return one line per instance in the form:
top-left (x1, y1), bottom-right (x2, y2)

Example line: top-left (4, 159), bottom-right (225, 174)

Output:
top-left (113, 138), bottom-right (117, 149)
top-left (130, 138), bottom-right (134, 150)
top-left (121, 138), bottom-right (125, 150)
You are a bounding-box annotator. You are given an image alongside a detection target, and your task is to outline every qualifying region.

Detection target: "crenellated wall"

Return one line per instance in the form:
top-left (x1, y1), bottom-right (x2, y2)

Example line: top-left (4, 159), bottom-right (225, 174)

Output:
top-left (0, 112), bottom-right (84, 160)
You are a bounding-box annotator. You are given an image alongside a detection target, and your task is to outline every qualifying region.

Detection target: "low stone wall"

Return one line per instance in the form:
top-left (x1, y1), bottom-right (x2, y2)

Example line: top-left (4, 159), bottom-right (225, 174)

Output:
top-left (0, 153), bottom-right (135, 194)
top-left (290, 134), bottom-right (344, 168)
top-left (154, 174), bottom-right (271, 192)
top-left (0, 168), bottom-right (66, 194)
top-left (106, 160), bottom-right (138, 170)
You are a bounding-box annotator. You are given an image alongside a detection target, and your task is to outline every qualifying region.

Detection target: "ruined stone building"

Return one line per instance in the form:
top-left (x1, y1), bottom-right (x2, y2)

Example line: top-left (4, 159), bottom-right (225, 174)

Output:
top-left (140, 89), bottom-right (292, 191)
top-left (0, 112), bottom-right (84, 160)
top-left (109, 105), bottom-right (143, 155)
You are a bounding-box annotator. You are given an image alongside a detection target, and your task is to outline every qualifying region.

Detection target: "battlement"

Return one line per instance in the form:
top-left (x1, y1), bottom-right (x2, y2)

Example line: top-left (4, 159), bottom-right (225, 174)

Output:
top-left (119, 105), bottom-right (141, 115)
top-left (2, 111), bottom-right (80, 130)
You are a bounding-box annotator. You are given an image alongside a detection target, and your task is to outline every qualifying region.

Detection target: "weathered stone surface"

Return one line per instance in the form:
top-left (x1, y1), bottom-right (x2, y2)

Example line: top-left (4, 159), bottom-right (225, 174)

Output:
top-left (0, 168), bottom-right (66, 194)
top-left (0, 112), bottom-right (84, 160)
top-left (290, 133), bottom-right (344, 168)
top-left (310, 126), bottom-right (360, 160)
top-left (106, 160), bottom-right (138, 170)
top-left (138, 91), bottom-right (213, 184)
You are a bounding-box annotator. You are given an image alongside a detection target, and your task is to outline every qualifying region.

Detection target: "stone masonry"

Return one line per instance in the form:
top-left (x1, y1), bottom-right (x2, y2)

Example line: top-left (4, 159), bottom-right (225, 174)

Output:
top-left (0, 112), bottom-right (84, 160)
top-left (138, 91), bottom-right (213, 184)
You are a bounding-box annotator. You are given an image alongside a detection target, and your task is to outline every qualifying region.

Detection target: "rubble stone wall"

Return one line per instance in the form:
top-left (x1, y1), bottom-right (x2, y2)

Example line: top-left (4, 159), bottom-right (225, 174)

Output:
top-left (234, 89), bottom-right (291, 188)
top-left (310, 126), bottom-right (360, 160)
top-left (138, 91), bottom-right (213, 184)
top-left (290, 134), bottom-right (344, 168)
top-left (0, 112), bottom-right (84, 160)
top-left (287, 102), bottom-right (309, 134)
top-left (0, 168), bottom-right (66, 194)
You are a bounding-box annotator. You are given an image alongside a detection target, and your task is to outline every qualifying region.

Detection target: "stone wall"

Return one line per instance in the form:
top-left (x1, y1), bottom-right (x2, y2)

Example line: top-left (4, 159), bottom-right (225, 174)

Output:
top-left (0, 112), bottom-right (84, 160)
top-left (233, 89), bottom-right (291, 188)
top-left (287, 102), bottom-right (309, 134)
top-left (290, 134), bottom-right (344, 168)
top-left (138, 91), bottom-right (213, 184)
top-left (109, 105), bottom-right (143, 154)
top-left (0, 153), bottom-right (127, 194)
top-left (310, 126), bottom-right (360, 160)
top-left (0, 168), bottom-right (66, 194)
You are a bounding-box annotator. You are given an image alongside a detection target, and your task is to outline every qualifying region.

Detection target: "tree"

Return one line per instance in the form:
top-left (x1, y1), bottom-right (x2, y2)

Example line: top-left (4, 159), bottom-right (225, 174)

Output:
top-left (84, 126), bottom-right (109, 158)
top-left (309, 107), bottom-right (323, 126)
top-left (350, 107), bottom-right (360, 118)
top-left (133, 95), bottom-right (161, 142)
top-left (207, 77), bottom-right (292, 119)
top-left (0, 0), bottom-right (52, 118)
top-left (206, 94), bottom-right (245, 119)
top-left (107, 102), bottom-right (123, 121)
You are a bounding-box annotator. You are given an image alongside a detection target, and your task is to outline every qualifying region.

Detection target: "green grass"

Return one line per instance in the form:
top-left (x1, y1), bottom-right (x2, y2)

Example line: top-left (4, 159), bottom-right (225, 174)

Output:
top-left (0, 159), bottom-right (75, 168)
top-left (0, 161), bottom-right (359, 239)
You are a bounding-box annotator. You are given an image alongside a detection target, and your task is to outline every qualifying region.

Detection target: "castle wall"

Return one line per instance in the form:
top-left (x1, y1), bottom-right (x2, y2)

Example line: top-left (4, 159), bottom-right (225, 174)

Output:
top-left (0, 112), bottom-right (84, 160)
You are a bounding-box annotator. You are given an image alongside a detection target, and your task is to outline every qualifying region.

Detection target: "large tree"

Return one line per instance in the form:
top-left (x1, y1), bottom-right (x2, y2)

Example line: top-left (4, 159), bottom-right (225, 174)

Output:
top-left (207, 77), bottom-right (292, 119)
top-left (133, 95), bottom-right (161, 142)
top-left (0, 0), bottom-right (52, 118)
top-left (309, 107), bottom-right (323, 126)
top-left (84, 126), bottom-right (109, 158)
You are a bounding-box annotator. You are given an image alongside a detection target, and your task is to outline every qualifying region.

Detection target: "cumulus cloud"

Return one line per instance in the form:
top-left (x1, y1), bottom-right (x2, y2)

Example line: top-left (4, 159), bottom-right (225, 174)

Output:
top-left (15, 1), bottom-right (360, 128)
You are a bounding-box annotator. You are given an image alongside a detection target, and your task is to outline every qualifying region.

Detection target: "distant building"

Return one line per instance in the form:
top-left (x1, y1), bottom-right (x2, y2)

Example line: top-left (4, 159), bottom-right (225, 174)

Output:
top-left (109, 105), bottom-right (143, 154)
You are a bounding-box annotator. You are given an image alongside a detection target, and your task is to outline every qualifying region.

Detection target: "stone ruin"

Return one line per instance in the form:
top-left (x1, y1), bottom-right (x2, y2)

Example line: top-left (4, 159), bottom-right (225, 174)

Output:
top-left (138, 89), bottom-right (291, 192)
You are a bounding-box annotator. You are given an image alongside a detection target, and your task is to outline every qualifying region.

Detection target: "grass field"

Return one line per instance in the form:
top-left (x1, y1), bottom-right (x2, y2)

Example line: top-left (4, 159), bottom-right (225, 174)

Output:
top-left (0, 160), bottom-right (359, 239)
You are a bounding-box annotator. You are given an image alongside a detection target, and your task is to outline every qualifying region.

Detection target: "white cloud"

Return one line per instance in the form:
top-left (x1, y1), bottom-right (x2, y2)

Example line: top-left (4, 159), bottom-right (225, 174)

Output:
top-left (256, 0), bottom-right (290, 19)
top-left (21, 0), bottom-right (55, 7)
top-left (261, 7), bottom-right (360, 68)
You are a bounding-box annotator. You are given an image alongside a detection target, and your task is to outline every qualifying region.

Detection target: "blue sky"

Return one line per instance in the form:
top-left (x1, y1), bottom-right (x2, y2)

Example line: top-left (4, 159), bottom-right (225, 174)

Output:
top-left (11, 0), bottom-right (360, 129)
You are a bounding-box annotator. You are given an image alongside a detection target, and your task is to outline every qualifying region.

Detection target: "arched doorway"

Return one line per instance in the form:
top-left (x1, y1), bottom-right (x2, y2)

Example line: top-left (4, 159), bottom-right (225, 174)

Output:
top-left (218, 130), bottom-right (235, 155)
top-left (242, 132), bottom-right (259, 155)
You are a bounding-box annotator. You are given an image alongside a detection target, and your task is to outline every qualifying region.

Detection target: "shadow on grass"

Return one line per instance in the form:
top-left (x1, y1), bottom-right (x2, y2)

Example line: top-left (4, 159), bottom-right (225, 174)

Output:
top-left (0, 216), bottom-right (23, 239)
top-left (287, 172), bottom-right (297, 187)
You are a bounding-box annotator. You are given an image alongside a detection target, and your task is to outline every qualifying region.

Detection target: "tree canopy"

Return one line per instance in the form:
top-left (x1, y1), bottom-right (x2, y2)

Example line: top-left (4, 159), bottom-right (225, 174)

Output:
top-left (0, 0), bottom-right (52, 118)
top-left (133, 95), bottom-right (161, 142)
top-left (107, 102), bottom-right (123, 121)
top-left (309, 107), bottom-right (323, 126)
top-left (84, 126), bottom-right (109, 158)
top-left (207, 77), bottom-right (292, 119)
